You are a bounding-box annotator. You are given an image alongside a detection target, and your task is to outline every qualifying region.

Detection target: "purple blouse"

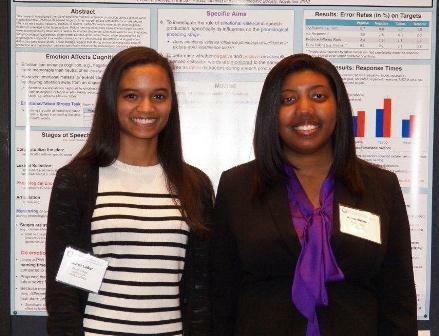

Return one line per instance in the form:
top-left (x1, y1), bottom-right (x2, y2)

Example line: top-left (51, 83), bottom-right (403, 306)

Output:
top-left (285, 165), bottom-right (344, 336)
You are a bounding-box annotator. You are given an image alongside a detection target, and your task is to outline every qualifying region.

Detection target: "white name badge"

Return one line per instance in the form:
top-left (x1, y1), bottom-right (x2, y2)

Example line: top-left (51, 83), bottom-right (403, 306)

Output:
top-left (339, 205), bottom-right (381, 244)
top-left (56, 247), bottom-right (108, 293)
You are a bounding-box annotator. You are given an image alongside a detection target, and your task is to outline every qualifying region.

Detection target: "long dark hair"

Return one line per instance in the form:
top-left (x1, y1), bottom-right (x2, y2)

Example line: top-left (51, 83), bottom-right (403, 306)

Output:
top-left (73, 47), bottom-right (212, 234)
top-left (253, 53), bottom-right (363, 197)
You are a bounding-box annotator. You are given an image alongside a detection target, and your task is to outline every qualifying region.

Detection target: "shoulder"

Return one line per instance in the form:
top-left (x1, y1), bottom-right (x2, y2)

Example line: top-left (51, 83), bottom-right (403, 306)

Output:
top-left (356, 158), bottom-right (398, 186)
top-left (352, 159), bottom-right (402, 201)
top-left (216, 161), bottom-right (257, 200)
top-left (183, 163), bottom-right (214, 203)
top-left (57, 159), bottom-right (97, 177)
top-left (184, 163), bottom-right (213, 192)
top-left (220, 160), bottom-right (257, 185)
top-left (184, 163), bottom-right (211, 185)
top-left (54, 159), bottom-right (98, 189)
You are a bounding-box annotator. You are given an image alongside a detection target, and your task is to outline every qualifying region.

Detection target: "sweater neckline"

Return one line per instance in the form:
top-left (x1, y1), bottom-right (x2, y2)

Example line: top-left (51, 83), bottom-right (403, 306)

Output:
top-left (112, 160), bottom-right (162, 176)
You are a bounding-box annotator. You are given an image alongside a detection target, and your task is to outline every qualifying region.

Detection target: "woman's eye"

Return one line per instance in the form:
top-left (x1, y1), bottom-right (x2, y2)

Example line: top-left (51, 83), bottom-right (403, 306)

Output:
top-left (312, 92), bottom-right (327, 101)
top-left (152, 92), bottom-right (169, 102)
top-left (281, 96), bottom-right (296, 105)
top-left (125, 93), bottom-right (137, 100)
top-left (153, 93), bottom-right (168, 101)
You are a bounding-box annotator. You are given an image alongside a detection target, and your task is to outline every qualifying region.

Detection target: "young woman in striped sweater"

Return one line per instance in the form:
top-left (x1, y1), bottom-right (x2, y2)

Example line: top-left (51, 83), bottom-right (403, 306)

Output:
top-left (46, 47), bottom-right (213, 336)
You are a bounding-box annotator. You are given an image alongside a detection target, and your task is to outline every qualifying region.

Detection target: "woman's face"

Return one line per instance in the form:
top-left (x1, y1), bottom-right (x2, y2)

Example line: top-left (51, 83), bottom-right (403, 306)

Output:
top-left (116, 64), bottom-right (172, 149)
top-left (278, 69), bottom-right (337, 160)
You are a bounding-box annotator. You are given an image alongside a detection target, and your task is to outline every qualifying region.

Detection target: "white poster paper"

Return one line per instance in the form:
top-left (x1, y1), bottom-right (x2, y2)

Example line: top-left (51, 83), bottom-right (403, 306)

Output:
top-left (16, 52), bottom-right (112, 127)
top-left (14, 130), bottom-right (88, 312)
top-left (158, 9), bottom-right (294, 73)
top-left (16, 7), bottom-right (150, 49)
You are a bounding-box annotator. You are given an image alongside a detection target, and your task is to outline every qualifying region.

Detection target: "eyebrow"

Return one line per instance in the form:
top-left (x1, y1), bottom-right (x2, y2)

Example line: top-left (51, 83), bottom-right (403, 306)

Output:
top-left (118, 87), bottom-right (170, 93)
top-left (281, 84), bottom-right (328, 92)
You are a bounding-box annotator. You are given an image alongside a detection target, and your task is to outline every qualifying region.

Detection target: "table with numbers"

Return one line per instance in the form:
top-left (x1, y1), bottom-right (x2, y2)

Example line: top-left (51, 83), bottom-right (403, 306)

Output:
top-left (303, 11), bottom-right (432, 59)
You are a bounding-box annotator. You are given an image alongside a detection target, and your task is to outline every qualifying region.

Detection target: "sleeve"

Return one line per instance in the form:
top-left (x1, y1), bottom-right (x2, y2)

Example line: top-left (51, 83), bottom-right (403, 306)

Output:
top-left (209, 172), bottom-right (241, 336)
top-left (186, 172), bottom-right (214, 336)
top-left (45, 167), bottom-right (85, 336)
top-left (376, 172), bottom-right (417, 335)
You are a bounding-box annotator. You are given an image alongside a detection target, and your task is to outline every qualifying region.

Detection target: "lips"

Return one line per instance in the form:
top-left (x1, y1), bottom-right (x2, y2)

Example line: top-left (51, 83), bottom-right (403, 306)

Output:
top-left (131, 117), bottom-right (157, 125)
top-left (294, 124), bottom-right (318, 131)
top-left (291, 122), bottom-right (320, 136)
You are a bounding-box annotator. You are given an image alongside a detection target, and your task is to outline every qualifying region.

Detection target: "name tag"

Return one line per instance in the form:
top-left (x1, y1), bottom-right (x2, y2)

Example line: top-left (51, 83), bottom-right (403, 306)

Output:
top-left (56, 247), bottom-right (108, 293)
top-left (339, 205), bottom-right (381, 244)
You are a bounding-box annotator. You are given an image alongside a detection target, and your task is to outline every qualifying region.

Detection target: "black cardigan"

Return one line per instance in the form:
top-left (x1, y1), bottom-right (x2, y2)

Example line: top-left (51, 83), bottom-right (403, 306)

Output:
top-left (46, 160), bottom-right (212, 336)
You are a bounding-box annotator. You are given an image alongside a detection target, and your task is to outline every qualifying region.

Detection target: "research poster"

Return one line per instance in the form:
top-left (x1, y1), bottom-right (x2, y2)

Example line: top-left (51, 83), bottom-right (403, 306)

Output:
top-left (10, 0), bottom-right (435, 320)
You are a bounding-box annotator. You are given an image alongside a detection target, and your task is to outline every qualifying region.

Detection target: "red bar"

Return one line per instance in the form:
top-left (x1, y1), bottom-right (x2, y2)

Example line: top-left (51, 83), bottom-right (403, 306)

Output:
top-left (357, 111), bottom-right (365, 137)
top-left (383, 98), bottom-right (391, 137)
top-left (409, 115), bottom-right (415, 138)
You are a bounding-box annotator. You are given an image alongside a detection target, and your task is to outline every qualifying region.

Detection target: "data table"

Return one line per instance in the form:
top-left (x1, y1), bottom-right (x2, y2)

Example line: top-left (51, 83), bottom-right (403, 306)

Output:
top-left (303, 11), bottom-right (432, 59)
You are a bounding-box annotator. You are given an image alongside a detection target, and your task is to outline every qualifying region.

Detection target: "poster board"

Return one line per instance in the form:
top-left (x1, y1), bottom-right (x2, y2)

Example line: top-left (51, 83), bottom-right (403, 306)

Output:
top-left (6, 0), bottom-right (438, 334)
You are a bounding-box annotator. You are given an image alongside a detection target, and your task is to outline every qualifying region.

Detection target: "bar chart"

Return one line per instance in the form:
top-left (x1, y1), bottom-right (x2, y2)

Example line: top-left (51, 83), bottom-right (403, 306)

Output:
top-left (339, 63), bottom-right (430, 188)
top-left (352, 98), bottom-right (417, 139)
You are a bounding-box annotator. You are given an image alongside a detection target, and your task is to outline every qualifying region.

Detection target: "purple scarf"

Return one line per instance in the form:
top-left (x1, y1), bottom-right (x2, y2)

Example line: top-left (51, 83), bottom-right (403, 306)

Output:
top-left (285, 165), bottom-right (344, 336)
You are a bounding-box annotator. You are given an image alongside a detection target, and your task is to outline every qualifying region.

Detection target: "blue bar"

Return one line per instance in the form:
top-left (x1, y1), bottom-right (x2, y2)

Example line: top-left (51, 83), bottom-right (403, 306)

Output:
top-left (402, 119), bottom-right (410, 138)
top-left (353, 116), bottom-right (358, 137)
top-left (305, 19), bottom-right (429, 28)
top-left (376, 109), bottom-right (384, 137)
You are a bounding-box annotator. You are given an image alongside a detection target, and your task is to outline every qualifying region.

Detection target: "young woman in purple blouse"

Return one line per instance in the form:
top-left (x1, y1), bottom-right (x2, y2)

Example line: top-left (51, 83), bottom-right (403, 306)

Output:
top-left (210, 54), bottom-right (417, 336)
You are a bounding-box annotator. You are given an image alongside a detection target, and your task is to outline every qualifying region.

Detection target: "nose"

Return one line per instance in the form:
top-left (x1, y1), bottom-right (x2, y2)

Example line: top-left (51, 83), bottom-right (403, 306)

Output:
top-left (137, 97), bottom-right (154, 113)
top-left (296, 96), bottom-right (313, 114)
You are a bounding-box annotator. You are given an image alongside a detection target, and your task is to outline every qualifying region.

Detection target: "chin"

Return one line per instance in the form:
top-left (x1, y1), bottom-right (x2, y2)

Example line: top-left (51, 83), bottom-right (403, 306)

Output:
top-left (284, 141), bottom-right (333, 157)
